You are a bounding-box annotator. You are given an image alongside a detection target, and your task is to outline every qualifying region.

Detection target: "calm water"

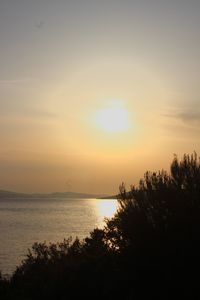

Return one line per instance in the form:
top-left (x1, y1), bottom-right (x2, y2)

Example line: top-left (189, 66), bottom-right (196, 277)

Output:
top-left (0, 198), bottom-right (118, 275)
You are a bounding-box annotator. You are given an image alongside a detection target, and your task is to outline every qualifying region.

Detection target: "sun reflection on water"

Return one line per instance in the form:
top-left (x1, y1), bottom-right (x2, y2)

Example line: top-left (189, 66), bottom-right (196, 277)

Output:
top-left (96, 199), bottom-right (118, 221)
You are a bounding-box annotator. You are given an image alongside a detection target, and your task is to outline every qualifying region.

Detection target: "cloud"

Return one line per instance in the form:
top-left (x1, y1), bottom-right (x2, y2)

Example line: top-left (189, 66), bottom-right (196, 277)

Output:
top-left (164, 103), bottom-right (200, 125)
top-left (27, 108), bottom-right (57, 118)
top-left (177, 110), bottom-right (200, 123)
top-left (0, 100), bottom-right (57, 120)
top-left (0, 78), bottom-right (34, 85)
top-left (35, 21), bottom-right (44, 29)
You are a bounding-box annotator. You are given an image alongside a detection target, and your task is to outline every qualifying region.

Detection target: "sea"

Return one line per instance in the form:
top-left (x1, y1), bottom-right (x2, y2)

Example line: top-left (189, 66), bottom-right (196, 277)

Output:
top-left (0, 198), bottom-right (118, 276)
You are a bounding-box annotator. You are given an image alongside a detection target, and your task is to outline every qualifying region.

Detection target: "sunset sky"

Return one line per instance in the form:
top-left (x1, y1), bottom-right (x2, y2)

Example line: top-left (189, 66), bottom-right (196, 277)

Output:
top-left (0, 0), bottom-right (200, 194)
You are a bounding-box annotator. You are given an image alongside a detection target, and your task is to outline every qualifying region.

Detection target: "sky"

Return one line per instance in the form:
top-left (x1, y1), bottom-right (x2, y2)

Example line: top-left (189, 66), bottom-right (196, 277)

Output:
top-left (0, 0), bottom-right (200, 194)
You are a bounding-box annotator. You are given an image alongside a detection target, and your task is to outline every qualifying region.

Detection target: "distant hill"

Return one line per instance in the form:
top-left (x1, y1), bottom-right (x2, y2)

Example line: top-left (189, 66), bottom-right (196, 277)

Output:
top-left (98, 194), bottom-right (118, 199)
top-left (0, 190), bottom-right (106, 199)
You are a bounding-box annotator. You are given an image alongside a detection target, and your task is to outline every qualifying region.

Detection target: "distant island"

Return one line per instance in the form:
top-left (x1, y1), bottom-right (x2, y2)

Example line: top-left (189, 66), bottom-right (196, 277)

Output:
top-left (98, 194), bottom-right (118, 199)
top-left (0, 189), bottom-right (114, 199)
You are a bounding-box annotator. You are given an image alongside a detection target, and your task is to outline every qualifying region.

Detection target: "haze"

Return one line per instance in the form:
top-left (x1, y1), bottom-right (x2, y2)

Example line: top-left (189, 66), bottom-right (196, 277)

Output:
top-left (0, 0), bottom-right (200, 194)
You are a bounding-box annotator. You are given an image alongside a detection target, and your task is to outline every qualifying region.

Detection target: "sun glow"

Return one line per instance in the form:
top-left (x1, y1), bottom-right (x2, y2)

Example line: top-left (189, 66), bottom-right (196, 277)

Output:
top-left (96, 199), bottom-right (118, 219)
top-left (95, 101), bottom-right (130, 133)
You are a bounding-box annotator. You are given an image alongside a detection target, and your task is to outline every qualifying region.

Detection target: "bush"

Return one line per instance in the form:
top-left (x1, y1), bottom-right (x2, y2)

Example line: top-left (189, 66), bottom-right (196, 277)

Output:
top-left (104, 152), bottom-right (200, 291)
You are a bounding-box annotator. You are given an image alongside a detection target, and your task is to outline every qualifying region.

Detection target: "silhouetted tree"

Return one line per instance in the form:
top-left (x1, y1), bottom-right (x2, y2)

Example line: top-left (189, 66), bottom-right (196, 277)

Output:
top-left (104, 152), bottom-right (200, 292)
top-left (0, 272), bottom-right (10, 299)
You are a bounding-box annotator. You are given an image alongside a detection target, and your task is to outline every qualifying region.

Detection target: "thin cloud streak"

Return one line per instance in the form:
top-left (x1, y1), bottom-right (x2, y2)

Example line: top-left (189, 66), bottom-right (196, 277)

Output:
top-left (0, 78), bottom-right (35, 85)
top-left (164, 105), bottom-right (200, 125)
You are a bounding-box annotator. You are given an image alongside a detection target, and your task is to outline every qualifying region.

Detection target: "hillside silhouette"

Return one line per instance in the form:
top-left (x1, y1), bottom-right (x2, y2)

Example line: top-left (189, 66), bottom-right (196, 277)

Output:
top-left (0, 190), bottom-right (105, 199)
top-left (1, 152), bottom-right (200, 299)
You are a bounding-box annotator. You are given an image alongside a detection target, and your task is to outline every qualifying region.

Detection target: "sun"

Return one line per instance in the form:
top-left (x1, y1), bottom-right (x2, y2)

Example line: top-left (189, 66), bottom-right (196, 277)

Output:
top-left (95, 101), bottom-right (130, 133)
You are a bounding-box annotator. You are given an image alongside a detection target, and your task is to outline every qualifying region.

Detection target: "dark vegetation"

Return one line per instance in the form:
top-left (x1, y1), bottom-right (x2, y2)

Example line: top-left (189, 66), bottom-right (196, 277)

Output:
top-left (1, 152), bottom-right (200, 299)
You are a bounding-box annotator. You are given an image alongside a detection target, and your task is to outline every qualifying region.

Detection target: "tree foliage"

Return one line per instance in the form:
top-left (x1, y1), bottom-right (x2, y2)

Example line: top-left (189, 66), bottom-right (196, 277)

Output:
top-left (105, 152), bottom-right (200, 287)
